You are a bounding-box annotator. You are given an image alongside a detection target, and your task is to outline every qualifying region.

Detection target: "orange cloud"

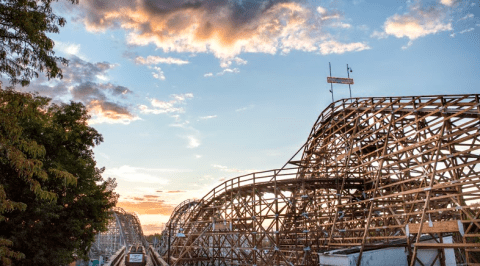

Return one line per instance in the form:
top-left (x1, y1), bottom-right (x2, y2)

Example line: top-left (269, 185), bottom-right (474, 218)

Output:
top-left (116, 200), bottom-right (174, 215)
top-left (132, 197), bottom-right (145, 201)
top-left (144, 195), bottom-right (160, 198)
top-left (166, 190), bottom-right (186, 193)
top-left (78, 0), bottom-right (369, 59)
top-left (87, 99), bottom-right (139, 125)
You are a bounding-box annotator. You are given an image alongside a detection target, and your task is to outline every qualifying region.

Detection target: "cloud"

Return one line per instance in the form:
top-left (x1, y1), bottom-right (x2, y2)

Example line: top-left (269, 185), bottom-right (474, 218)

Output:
top-left (144, 195), bottom-right (160, 199)
top-left (440, 0), bottom-right (456, 6)
top-left (212, 164), bottom-right (258, 174)
top-left (172, 94), bottom-right (193, 101)
top-left (24, 56), bottom-right (138, 124)
top-left (220, 57), bottom-right (248, 68)
top-left (103, 165), bottom-right (190, 184)
top-left (135, 55), bottom-right (190, 65)
top-left (187, 135), bottom-right (200, 148)
top-left (401, 40), bottom-right (414, 50)
top-left (76, 0), bottom-right (370, 60)
top-left (54, 41), bottom-right (81, 56)
top-left (166, 190), bottom-right (186, 193)
top-left (317, 6), bottom-right (327, 15)
top-left (125, 54), bottom-right (189, 80)
top-left (330, 22), bottom-right (352, 29)
top-left (459, 27), bottom-right (474, 34)
top-left (169, 120), bottom-right (190, 128)
top-left (138, 93), bottom-right (199, 148)
top-left (373, 3), bottom-right (453, 47)
top-left (459, 14), bottom-right (474, 21)
top-left (139, 93), bottom-right (193, 115)
top-left (116, 200), bottom-right (174, 215)
top-left (384, 13), bottom-right (452, 40)
top-left (132, 197), bottom-right (144, 201)
top-left (88, 100), bottom-right (139, 124)
top-left (217, 68), bottom-right (240, 76)
top-left (320, 14), bottom-right (341, 21)
top-left (203, 68), bottom-right (240, 78)
top-left (151, 66), bottom-right (166, 80)
top-left (320, 41), bottom-right (370, 55)
top-left (370, 30), bottom-right (389, 39)
top-left (199, 115), bottom-right (217, 120)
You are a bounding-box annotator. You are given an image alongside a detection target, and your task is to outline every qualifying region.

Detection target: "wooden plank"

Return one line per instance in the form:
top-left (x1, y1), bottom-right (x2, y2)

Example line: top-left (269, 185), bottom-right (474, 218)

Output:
top-left (213, 222), bottom-right (229, 230)
top-left (414, 243), bottom-right (480, 249)
top-left (327, 77), bottom-right (354, 84)
top-left (407, 220), bottom-right (460, 234)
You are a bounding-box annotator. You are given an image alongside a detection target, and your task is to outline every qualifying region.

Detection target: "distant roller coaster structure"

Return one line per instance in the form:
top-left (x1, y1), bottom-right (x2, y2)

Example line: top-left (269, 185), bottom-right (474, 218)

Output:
top-left (88, 207), bottom-right (148, 264)
top-left (160, 95), bottom-right (480, 266)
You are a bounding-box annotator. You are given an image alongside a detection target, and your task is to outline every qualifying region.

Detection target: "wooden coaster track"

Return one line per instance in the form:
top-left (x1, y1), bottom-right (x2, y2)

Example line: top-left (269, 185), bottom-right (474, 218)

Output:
top-left (160, 95), bottom-right (480, 266)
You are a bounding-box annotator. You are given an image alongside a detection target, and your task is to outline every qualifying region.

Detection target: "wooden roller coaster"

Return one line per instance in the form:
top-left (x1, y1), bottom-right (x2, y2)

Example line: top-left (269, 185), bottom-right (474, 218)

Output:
top-left (159, 95), bottom-right (480, 266)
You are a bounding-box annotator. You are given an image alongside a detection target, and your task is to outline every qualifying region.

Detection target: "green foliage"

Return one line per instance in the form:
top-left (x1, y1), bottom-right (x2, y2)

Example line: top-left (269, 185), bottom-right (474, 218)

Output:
top-left (0, 89), bottom-right (118, 266)
top-left (0, 0), bottom-right (78, 86)
top-left (145, 233), bottom-right (162, 244)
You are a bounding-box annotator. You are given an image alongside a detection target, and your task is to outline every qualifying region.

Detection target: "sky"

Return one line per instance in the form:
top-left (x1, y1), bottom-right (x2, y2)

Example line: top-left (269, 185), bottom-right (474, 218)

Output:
top-left (11, 0), bottom-right (480, 234)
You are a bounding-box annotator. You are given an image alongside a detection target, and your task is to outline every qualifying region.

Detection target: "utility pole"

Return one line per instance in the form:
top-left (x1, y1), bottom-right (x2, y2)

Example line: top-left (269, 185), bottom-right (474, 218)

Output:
top-left (329, 62), bottom-right (334, 102)
top-left (347, 64), bottom-right (353, 99)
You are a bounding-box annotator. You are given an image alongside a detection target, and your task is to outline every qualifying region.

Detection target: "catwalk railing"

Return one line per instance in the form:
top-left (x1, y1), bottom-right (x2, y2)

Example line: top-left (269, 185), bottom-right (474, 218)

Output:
top-left (160, 94), bottom-right (480, 266)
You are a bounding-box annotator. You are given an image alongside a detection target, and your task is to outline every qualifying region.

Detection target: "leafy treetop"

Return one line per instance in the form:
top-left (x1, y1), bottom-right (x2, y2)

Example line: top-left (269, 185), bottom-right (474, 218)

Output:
top-left (0, 0), bottom-right (78, 86)
top-left (0, 89), bottom-right (117, 266)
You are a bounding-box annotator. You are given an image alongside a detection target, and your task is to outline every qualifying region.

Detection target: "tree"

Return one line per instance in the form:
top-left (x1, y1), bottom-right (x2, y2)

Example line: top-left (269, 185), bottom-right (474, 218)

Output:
top-left (145, 233), bottom-right (162, 244)
top-left (0, 0), bottom-right (77, 86)
top-left (0, 88), bottom-right (118, 266)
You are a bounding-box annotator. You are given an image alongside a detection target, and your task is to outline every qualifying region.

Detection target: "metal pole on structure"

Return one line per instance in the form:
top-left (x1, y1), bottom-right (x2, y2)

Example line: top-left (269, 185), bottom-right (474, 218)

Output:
top-left (329, 62), bottom-right (334, 102)
top-left (167, 223), bottom-right (171, 265)
top-left (347, 64), bottom-right (352, 99)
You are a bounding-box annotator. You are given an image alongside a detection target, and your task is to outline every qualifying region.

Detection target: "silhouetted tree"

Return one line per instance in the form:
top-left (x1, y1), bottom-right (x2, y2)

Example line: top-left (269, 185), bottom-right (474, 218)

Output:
top-left (0, 89), bottom-right (118, 266)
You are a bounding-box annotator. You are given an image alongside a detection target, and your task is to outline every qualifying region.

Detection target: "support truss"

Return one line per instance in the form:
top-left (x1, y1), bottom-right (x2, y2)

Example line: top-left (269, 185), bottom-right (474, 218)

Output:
top-left (162, 95), bottom-right (480, 266)
top-left (89, 207), bottom-right (148, 262)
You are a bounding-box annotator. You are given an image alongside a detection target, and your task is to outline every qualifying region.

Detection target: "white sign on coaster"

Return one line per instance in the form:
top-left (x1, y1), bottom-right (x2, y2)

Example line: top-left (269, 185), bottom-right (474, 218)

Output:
top-left (129, 254), bottom-right (143, 262)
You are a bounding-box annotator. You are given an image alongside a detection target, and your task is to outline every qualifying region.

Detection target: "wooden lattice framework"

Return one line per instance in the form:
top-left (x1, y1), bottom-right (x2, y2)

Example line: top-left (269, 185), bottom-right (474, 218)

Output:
top-left (161, 95), bottom-right (480, 266)
top-left (89, 207), bottom-right (148, 262)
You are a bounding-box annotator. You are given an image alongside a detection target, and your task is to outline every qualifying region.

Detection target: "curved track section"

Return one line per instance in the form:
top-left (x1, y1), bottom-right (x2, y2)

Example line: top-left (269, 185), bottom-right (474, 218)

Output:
top-left (157, 199), bottom-right (199, 257)
top-left (89, 207), bottom-right (148, 262)
top-left (163, 95), bottom-right (480, 266)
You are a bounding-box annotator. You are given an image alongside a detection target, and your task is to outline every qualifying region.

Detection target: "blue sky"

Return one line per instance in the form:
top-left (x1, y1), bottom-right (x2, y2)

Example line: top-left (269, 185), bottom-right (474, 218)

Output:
top-left (15, 0), bottom-right (480, 233)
